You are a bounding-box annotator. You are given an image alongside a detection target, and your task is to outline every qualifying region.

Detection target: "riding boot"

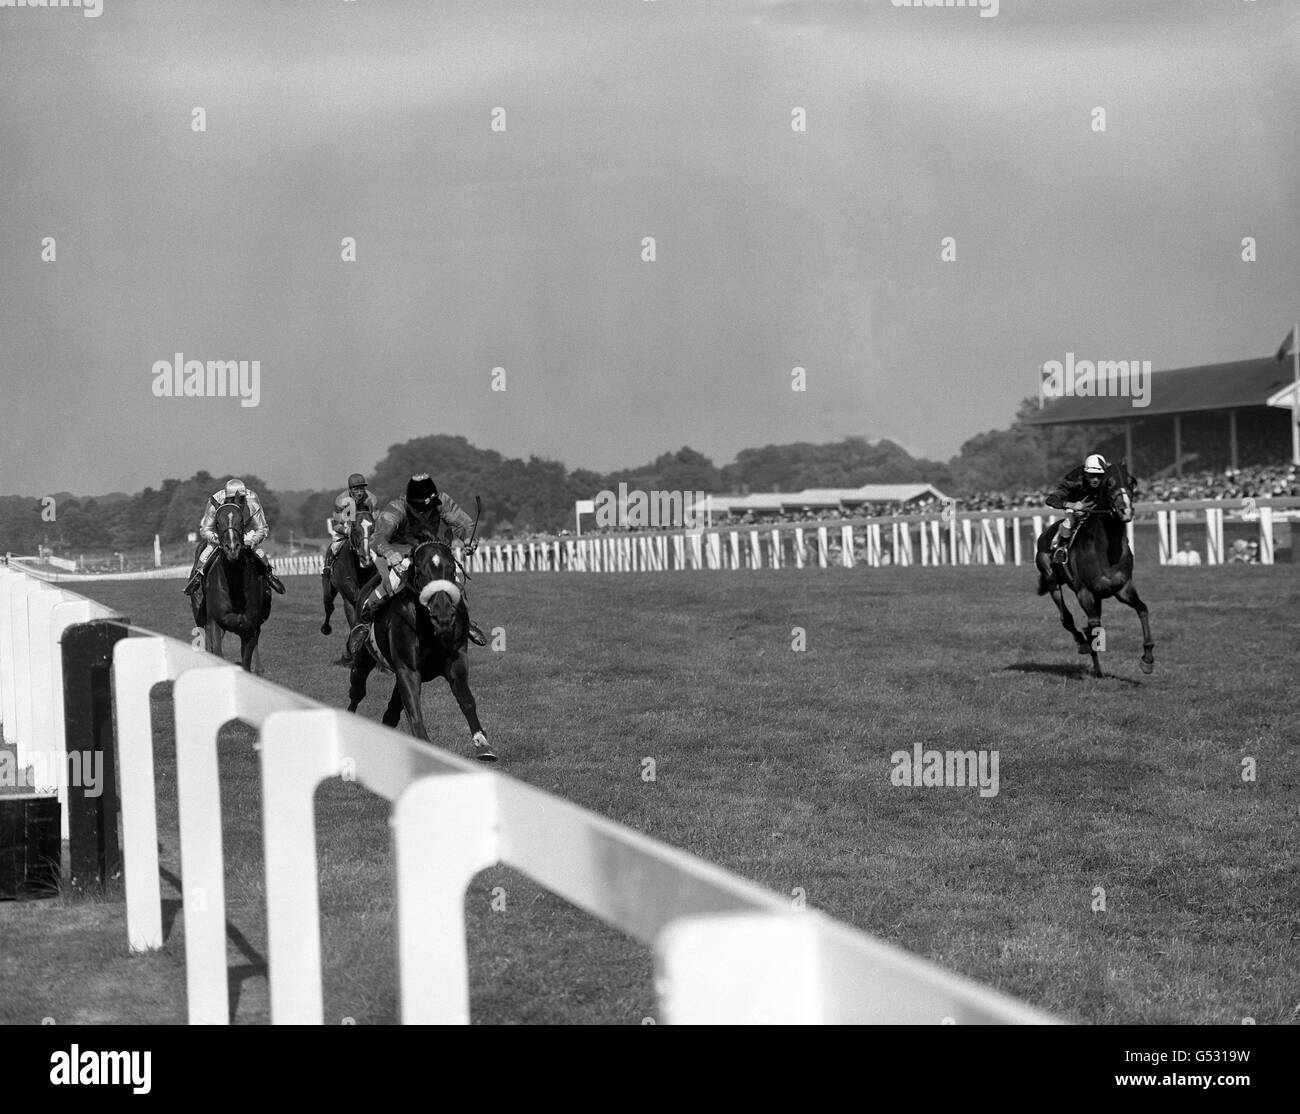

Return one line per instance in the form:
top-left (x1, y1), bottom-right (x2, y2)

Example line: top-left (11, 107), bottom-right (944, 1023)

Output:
top-left (1052, 524), bottom-right (1073, 565)
top-left (346, 587), bottom-right (383, 658)
top-left (457, 578), bottom-right (488, 646)
top-left (184, 546), bottom-right (215, 595)
top-left (257, 550), bottom-right (286, 594)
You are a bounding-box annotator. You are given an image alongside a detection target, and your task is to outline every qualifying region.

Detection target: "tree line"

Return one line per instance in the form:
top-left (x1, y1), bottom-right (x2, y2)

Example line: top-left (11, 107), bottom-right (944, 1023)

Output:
top-left (1, 405), bottom-right (1125, 555)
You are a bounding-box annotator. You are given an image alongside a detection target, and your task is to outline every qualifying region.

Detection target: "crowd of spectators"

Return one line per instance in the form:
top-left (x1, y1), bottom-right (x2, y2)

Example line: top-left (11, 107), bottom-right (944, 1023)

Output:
top-left (473, 461), bottom-right (1300, 543)
top-left (1139, 462), bottom-right (1299, 502)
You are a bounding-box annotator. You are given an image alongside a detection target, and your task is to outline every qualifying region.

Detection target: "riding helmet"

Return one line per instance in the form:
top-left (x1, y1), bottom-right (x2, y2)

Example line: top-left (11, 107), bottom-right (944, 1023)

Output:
top-left (406, 473), bottom-right (438, 508)
top-left (1083, 454), bottom-right (1107, 474)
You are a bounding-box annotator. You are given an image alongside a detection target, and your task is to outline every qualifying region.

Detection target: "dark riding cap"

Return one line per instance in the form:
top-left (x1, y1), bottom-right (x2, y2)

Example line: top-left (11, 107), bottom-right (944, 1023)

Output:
top-left (406, 473), bottom-right (438, 508)
top-left (348, 473), bottom-right (367, 488)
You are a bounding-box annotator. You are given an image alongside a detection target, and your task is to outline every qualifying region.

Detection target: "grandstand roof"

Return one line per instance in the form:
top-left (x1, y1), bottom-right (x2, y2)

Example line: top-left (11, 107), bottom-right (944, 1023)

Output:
top-left (706, 483), bottom-right (947, 515)
top-left (843, 483), bottom-right (947, 503)
top-left (1021, 356), bottom-right (1296, 426)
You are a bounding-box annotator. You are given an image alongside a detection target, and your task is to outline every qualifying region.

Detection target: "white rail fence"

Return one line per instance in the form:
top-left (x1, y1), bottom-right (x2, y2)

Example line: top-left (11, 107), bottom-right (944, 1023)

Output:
top-left (0, 564), bottom-right (1056, 1025)
top-left (9, 499), bottom-right (1293, 584)
top-left (461, 499), bottom-right (1296, 574)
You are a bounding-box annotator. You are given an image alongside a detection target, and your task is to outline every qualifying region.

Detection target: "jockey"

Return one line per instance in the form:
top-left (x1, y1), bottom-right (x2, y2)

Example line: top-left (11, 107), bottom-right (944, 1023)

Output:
top-left (322, 473), bottom-right (378, 582)
top-left (1045, 453), bottom-right (1112, 564)
top-left (346, 473), bottom-right (487, 657)
top-left (183, 477), bottom-right (286, 595)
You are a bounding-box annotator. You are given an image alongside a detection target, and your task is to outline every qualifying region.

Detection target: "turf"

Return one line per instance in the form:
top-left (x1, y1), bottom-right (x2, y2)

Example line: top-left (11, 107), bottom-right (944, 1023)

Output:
top-left (1, 562), bottom-right (1296, 1024)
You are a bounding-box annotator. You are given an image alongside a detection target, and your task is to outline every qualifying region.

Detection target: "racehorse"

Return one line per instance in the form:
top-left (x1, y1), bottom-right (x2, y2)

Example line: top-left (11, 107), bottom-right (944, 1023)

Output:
top-left (190, 502), bottom-right (272, 673)
top-left (346, 539), bottom-right (495, 761)
top-left (1035, 460), bottom-right (1154, 678)
top-left (321, 509), bottom-right (375, 664)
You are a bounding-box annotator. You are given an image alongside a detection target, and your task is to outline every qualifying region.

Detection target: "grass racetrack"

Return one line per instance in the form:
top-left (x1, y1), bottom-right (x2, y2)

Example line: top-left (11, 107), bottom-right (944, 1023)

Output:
top-left (2, 562), bottom-right (1297, 1024)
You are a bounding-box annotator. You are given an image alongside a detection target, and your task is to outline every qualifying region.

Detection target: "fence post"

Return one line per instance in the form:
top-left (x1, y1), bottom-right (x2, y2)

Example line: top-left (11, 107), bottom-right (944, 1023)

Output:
top-left (60, 620), bottom-right (130, 888)
top-left (1258, 506), bottom-right (1274, 564)
top-left (392, 773), bottom-right (498, 1023)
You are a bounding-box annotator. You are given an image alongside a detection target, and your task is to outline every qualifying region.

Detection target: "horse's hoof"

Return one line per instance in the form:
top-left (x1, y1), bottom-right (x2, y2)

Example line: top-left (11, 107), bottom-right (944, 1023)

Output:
top-left (321, 621), bottom-right (331, 635)
top-left (472, 732), bottom-right (497, 762)
top-left (1139, 659), bottom-right (1154, 674)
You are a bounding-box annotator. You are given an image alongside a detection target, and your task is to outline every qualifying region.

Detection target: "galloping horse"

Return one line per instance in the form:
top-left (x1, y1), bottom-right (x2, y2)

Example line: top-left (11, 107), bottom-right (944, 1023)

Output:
top-left (321, 509), bottom-right (375, 664)
top-left (191, 502), bottom-right (272, 673)
top-left (1035, 460), bottom-right (1154, 678)
top-left (346, 540), bottom-right (495, 761)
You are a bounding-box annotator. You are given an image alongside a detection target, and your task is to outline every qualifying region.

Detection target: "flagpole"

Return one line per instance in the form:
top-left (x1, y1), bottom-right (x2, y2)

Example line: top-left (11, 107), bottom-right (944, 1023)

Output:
top-left (1294, 321), bottom-right (1299, 466)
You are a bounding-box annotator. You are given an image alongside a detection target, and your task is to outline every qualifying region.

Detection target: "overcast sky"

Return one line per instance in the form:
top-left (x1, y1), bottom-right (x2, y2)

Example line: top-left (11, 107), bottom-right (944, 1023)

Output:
top-left (1, 0), bottom-right (1297, 495)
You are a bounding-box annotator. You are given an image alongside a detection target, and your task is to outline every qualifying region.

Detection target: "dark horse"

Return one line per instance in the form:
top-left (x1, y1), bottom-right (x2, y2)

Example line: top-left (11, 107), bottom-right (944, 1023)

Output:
top-left (346, 540), bottom-right (495, 762)
top-left (1035, 461), bottom-right (1154, 678)
top-left (191, 503), bottom-right (272, 672)
top-left (320, 509), bottom-right (375, 664)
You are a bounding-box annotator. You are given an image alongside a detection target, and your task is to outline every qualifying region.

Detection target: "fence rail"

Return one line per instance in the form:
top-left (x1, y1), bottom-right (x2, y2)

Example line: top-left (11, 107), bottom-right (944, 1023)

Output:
top-left (461, 499), bottom-right (1298, 574)
top-left (0, 563), bottom-right (1058, 1024)
top-left (10, 497), bottom-right (1292, 585)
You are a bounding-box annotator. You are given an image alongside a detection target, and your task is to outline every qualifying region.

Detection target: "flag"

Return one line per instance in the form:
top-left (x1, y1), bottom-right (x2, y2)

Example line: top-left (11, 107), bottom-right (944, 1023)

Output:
top-left (1276, 326), bottom-right (1295, 363)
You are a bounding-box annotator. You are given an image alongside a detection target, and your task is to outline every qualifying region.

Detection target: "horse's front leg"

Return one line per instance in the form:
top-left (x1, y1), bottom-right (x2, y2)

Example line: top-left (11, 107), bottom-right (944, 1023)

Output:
top-left (347, 649), bottom-right (376, 712)
top-left (206, 620), bottom-right (224, 661)
top-left (445, 653), bottom-right (493, 760)
top-left (1046, 579), bottom-right (1089, 655)
top-left (321, 571), bottom-right (336, 635)
top-left (390, 668), bottom-right (429, 741)
top-left (1115, 580), bottom-right (1155, 674)
top-left (1076, 587), bottom-right (1104, 678)
top-left (242, 629), bottom-right (261, 674)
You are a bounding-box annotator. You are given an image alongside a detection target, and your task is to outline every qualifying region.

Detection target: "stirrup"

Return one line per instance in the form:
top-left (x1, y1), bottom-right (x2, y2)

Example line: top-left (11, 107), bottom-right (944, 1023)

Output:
top-left (1051, 546), bottom-right (1068, 564)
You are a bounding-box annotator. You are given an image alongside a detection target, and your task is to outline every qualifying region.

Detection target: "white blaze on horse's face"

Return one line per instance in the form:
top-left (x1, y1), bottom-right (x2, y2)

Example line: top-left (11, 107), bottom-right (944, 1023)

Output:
top-left (356, 519), bottom-right (374, 566)
top-left (1116, 490), bottom-right (1133, 523)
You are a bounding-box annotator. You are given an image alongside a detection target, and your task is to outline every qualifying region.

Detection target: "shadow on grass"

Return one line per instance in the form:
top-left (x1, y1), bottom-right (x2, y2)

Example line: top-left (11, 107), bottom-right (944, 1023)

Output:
top-left (159, 865), bottom-right (267, 1022)
top-left (1004, 662), bottom-right (1143, 687)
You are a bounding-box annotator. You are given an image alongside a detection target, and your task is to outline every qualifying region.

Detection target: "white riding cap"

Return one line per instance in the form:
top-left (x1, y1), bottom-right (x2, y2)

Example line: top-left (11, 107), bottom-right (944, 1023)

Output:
top-left (1083, 454), bottom-right (1107, 474)
top-left (225, 478), bottom-right (247, 498)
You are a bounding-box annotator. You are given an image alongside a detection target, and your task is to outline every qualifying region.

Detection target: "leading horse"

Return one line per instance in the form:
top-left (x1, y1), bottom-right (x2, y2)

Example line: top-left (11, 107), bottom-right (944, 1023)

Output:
top-left (1035, 461), bottom-right (1154, 678)
top-left (321, 509), bottom-right (375, 664)
top-left (346, 539), bottom-right (495, 761)
top-left (191, 502), bottom-right (272, 673)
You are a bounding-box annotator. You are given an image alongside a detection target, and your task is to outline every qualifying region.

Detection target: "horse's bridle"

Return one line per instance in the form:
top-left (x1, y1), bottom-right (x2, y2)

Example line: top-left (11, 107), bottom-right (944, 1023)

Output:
top-left (217, 502), bottom-right (244, 558)
top-left (408, 541), bottom-right (463, 611)
top-left (1079, 471), bottom-right (1134, 525)
top-left (351, 514), bottom-right (375, 568)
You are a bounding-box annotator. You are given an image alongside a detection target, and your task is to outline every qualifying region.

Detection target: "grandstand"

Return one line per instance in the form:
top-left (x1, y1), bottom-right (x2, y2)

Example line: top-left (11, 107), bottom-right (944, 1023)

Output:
top-left (705, 484), bottom-right (948, 522)
top-left (1021, 354), bottom-right (1299, 476)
